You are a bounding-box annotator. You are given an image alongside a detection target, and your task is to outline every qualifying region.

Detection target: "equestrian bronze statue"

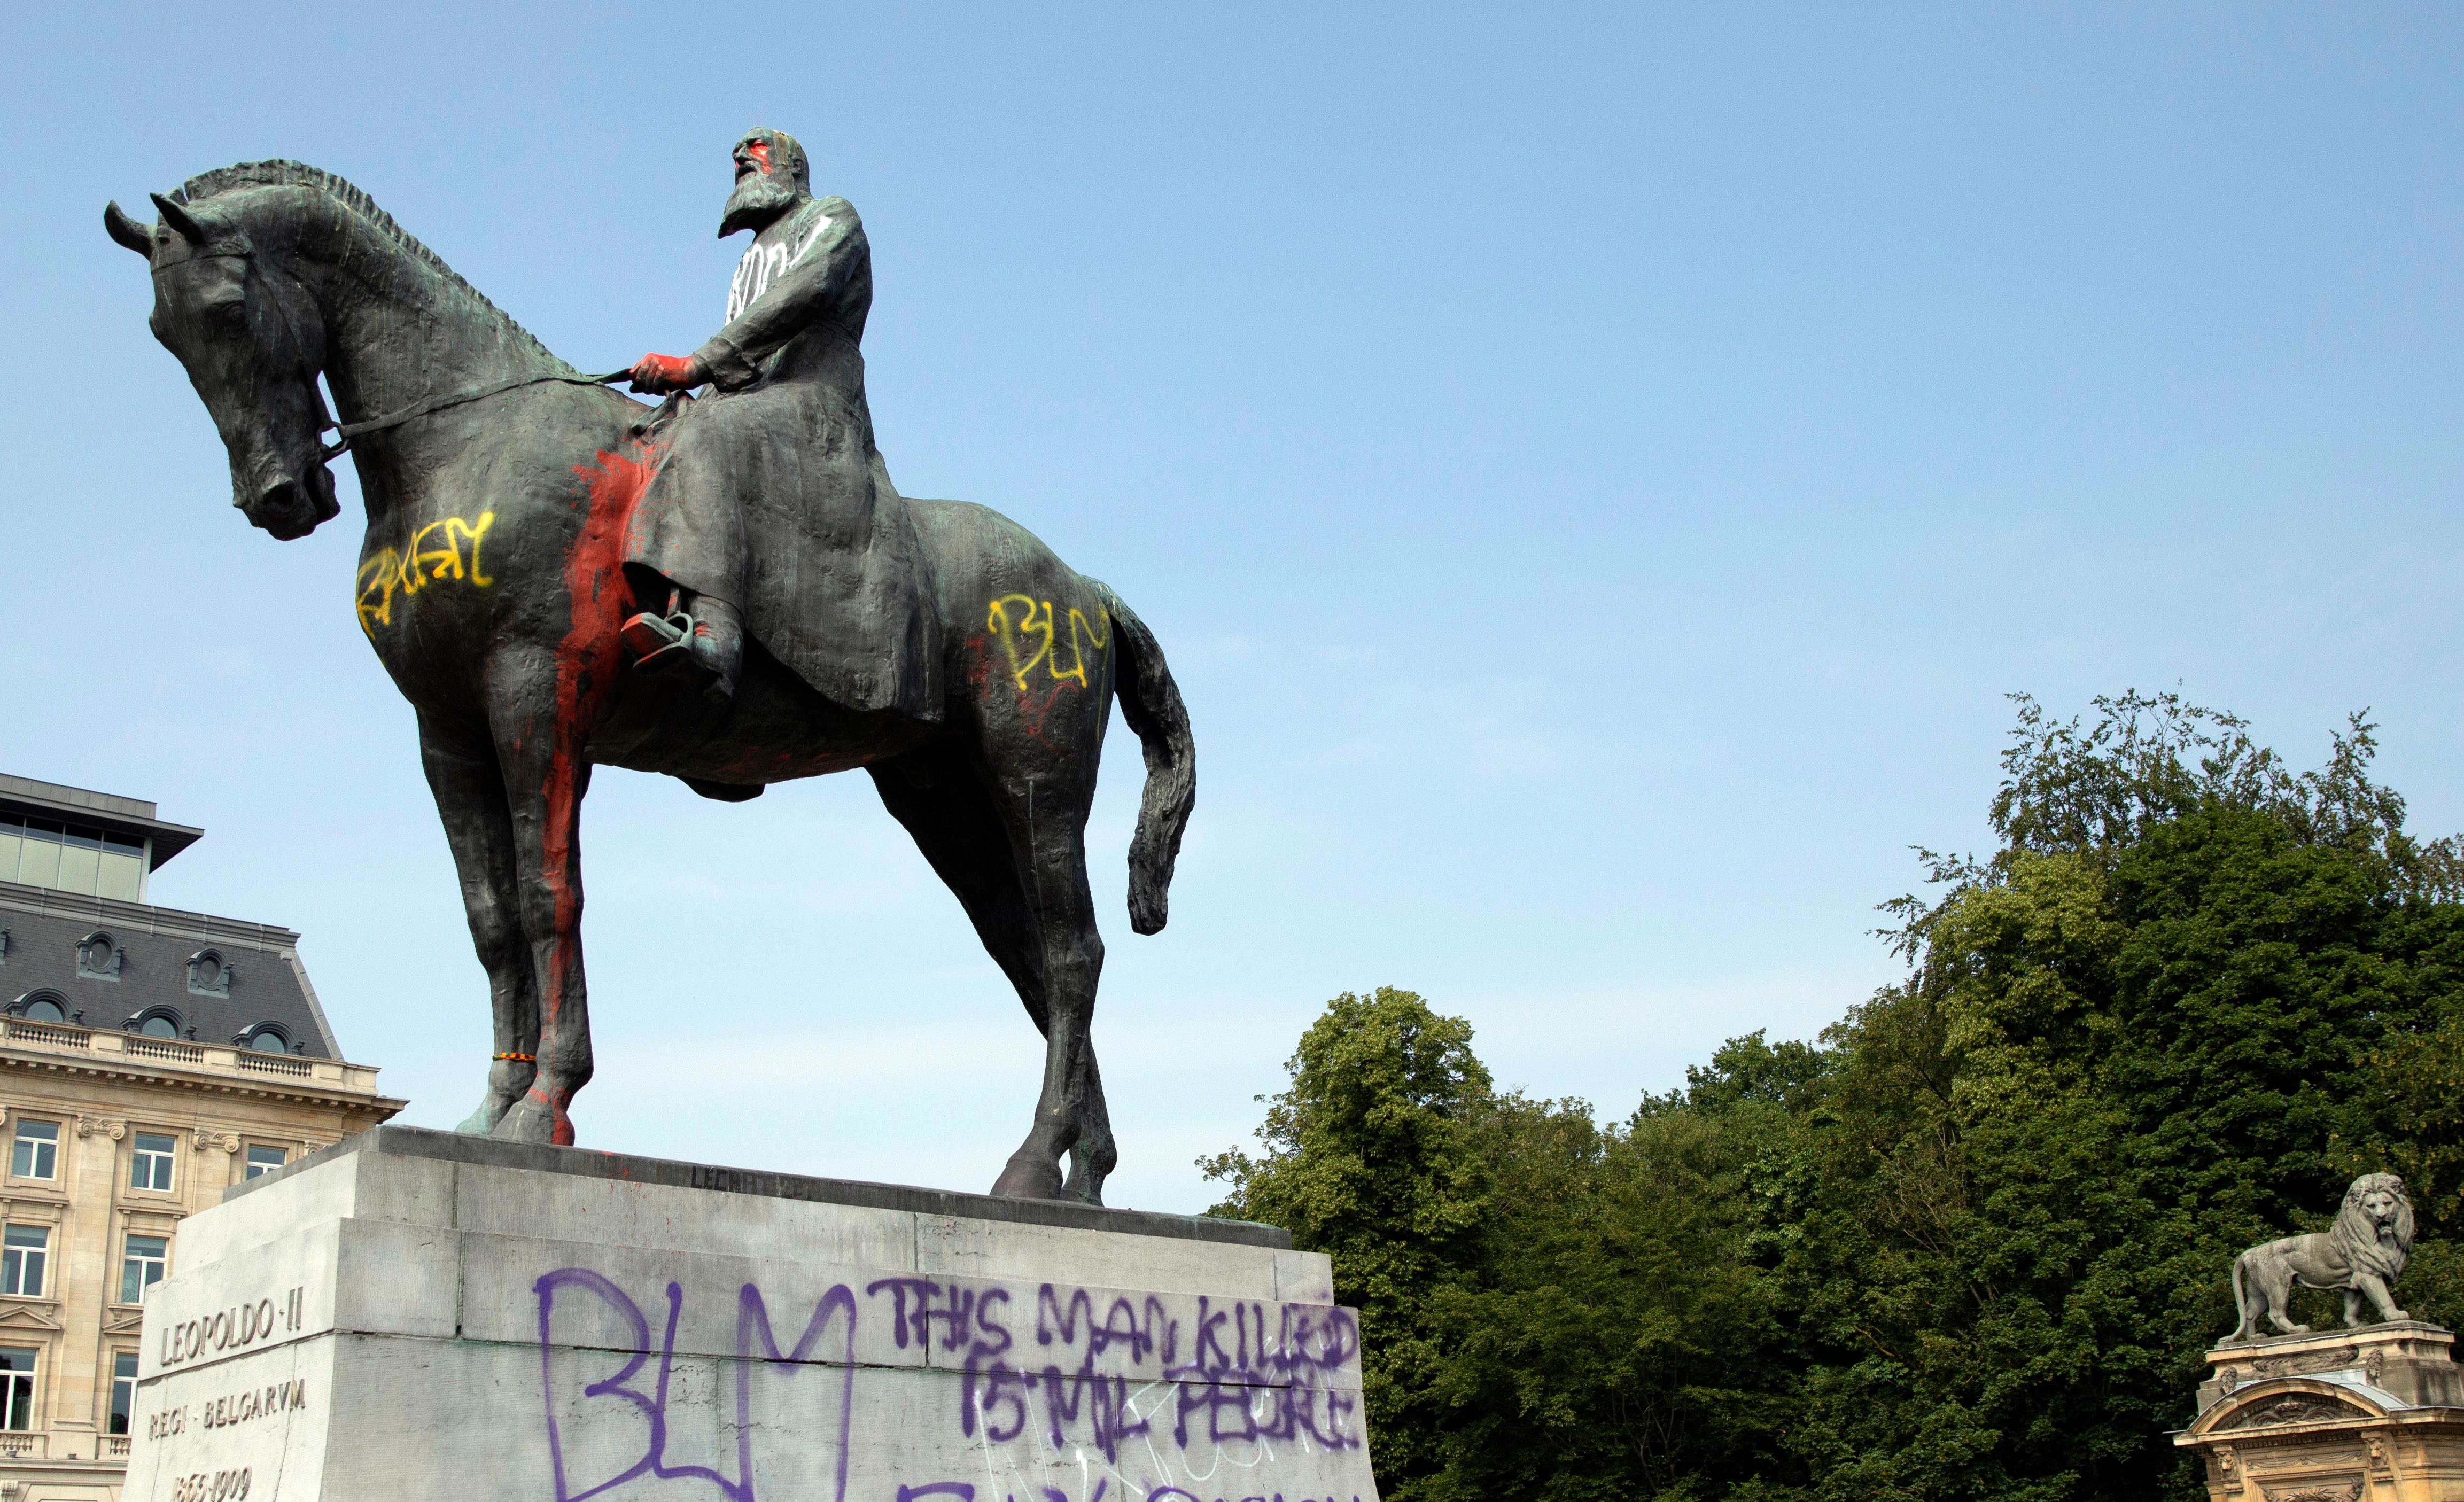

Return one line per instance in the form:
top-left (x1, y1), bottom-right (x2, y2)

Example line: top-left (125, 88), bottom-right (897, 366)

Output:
top-left (103, 133), bottom-right (1194, 1205)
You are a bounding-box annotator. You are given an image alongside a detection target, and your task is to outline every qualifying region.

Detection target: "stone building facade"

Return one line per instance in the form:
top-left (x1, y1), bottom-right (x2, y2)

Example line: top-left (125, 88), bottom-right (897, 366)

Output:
top-left (0, 775), bottom-right (402, 1500)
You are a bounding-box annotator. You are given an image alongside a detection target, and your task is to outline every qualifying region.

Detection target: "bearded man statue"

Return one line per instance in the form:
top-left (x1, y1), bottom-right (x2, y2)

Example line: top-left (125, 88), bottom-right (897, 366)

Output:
top-left (620, 128), bottom-right (938, 719)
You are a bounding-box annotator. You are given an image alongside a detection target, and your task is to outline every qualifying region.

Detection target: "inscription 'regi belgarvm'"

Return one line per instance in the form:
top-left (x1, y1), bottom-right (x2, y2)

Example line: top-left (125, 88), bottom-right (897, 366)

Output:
top-left (106, 131), bottom-right (1196, 1203)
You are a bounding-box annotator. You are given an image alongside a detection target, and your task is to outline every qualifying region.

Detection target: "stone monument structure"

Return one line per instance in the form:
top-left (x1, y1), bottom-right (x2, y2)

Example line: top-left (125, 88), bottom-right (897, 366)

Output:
top-left (121, 1129), bottom-right (1373, 1502)
top-left (102, 139), bottom-right (1376, 1502)
top-left (103, 132), bottom-right (1196, 1204)
top-left (2179, 1176), bottom-right (2464, 1502)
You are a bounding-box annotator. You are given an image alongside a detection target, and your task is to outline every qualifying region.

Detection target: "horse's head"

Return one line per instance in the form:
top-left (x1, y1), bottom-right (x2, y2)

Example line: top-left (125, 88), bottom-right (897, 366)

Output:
top-left (106, 193), bottom-right (339, 541)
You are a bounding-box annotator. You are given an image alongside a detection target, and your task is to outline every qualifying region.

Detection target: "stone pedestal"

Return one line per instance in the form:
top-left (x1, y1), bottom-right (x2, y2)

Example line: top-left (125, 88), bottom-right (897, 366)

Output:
top-left (120, 1126), bottom-right (1379, 1502)
top-left (2179, 1324), bottom-right (2464, 1502)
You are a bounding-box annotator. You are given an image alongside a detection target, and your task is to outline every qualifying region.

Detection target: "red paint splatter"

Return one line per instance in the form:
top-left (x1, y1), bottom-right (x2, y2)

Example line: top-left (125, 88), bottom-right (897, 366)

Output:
top-left (630, 353), bottom-right (697, 393)
top-left (526, 441), bottom-right (659, 1145)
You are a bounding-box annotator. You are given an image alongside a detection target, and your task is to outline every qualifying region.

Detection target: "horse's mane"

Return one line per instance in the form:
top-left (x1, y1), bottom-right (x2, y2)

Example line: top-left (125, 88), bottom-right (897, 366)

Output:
top-left (177, 160), bottom-right (568, 372)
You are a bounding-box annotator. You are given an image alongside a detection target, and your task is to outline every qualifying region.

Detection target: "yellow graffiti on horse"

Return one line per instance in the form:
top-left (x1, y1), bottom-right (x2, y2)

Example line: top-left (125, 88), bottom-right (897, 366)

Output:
top-left (357, 512), bottom-right (496, 636)
top-left (985, 594), bottom-right (1109, 691)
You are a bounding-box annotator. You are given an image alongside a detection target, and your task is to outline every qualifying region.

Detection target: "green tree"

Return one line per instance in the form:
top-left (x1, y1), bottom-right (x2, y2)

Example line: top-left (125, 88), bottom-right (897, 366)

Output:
top-left (1212, 694), bottom-right (2464, 1502)
top-left (1771, 695), bottom-right (2464, 1502)
top-left (1201, 986), bottom-right (1495, 1493)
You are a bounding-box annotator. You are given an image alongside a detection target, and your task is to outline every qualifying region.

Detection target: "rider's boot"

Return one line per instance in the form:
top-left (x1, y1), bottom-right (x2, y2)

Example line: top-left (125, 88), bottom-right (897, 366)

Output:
top-left (621, 590), bottom-right (741, 707)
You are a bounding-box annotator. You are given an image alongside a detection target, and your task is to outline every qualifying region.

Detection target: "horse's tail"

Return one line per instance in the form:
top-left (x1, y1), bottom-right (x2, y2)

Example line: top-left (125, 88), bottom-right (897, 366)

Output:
top-left (2231, 1249), bottom-right (2252, 1335)
top-left (1089, 580), bottom-right (1194, 935)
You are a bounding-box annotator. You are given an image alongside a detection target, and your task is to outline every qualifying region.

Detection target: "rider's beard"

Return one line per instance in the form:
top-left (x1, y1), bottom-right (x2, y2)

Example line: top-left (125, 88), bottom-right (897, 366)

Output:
top-left (719, 171), bottom-right (800, 237)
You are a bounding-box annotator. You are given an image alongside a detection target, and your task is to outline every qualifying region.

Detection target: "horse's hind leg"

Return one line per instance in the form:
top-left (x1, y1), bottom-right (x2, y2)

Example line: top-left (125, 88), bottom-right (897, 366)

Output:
top-left (991, 779), bottom-right (1106, 1202)
top-left (867, 752), bottom-right (1113, 1203)
top-left (1064, 1047), bottom-right (1117, 1202)
top-left (418, 715), bottom-right (538, 1134)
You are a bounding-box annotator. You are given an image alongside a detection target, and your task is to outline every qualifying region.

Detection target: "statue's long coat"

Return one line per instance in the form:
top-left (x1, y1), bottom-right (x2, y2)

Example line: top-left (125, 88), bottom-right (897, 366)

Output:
top-left (626, 194), bottom-right (941, 718)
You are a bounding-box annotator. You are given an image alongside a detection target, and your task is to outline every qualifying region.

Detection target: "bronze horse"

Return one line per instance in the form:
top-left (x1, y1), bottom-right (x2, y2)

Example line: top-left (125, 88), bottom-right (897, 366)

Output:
top-left (104, 161), bottom-right (1193, 1204)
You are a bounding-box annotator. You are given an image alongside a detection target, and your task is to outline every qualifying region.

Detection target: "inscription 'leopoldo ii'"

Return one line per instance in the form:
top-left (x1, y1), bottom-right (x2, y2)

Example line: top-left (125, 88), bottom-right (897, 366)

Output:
top-left (160, 1286), bottom-right (308, 1366)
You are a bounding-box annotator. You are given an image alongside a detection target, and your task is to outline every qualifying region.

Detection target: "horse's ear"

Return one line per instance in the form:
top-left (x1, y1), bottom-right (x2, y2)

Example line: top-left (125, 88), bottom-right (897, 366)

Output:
top-left (150, 192), bottom-right (208, 244)
top-left (104, 200), bottom-right (154, 257)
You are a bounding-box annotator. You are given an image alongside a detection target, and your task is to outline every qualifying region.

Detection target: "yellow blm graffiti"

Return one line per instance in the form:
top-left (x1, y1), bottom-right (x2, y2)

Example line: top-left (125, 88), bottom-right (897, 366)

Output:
top-left (985, 593), bottom-right (1110, 691)
top-left (356, 512), bottom-right (496, 635)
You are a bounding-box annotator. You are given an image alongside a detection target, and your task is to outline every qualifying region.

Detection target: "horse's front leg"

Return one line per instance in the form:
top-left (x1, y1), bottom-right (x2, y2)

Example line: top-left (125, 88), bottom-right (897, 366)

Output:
top-left (484, 646), bottom-right (598, 1146)
top-left (419, 715), bottom-right (539, 1134)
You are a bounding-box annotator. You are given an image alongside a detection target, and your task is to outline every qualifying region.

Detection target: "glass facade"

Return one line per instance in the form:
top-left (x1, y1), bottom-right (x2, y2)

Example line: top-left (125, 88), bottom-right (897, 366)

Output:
top-left (0, 817), bottom-right (144, 901)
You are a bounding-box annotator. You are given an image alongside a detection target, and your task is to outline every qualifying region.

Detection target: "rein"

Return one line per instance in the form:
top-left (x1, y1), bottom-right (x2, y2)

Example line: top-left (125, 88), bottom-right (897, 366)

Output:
top-left (321, 368), bottom-right (633, 460)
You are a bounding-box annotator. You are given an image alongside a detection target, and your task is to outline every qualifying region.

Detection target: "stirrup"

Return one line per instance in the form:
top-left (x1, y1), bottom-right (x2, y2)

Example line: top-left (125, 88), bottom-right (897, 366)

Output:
top-left (620, 611), bottom-right (696, 675)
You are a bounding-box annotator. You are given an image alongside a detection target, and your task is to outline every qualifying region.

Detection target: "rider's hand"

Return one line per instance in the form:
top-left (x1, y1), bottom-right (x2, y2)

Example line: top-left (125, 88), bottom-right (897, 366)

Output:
top-left (628, 353), bottom-right (704, 395)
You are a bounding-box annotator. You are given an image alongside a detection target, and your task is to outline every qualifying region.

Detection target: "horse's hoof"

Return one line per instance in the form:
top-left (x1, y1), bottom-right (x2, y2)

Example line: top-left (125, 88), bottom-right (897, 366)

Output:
top-left (493, 1096), bottom-right (573, 1147)
top-left (454, 1098), bottom-right (504, 1137)
top-left (990, 1150), bottom-right (1065, 1200)
top-left (1060, 1150), bottom-right (1113, 1207)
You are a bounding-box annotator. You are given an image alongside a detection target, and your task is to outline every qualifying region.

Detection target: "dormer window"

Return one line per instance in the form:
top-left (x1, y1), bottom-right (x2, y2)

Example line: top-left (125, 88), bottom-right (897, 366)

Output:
top-left (127, 1008), bottom-right (182, 1040)
top-left (186, 949), bottom-right (234, 998)
top-left (239, 1024), bottom-right (291, 1054)
top-left (7, 993), bottom-right (67, 1025)
top-left (75, 932), bottom-right (122, 981)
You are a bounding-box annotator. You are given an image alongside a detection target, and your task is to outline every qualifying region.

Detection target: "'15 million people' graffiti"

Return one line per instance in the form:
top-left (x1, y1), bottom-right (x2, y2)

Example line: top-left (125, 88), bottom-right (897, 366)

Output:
top-left (533, 1269), bottom-right (1363, 1502)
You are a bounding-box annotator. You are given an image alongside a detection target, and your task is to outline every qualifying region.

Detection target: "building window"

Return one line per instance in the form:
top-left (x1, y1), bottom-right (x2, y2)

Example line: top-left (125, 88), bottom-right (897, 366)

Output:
top-left (1, 1227), bottom-right (46, 1298)
top-left (129, 1007), bottom-right (182, 1040)
top-left (76, 932), bottom-right (124, 981)
top-left (10, 1122), bottom-right (56, 1181)
top-left (108, 1351), bottom-right (137, 1435)
top-left (9, 992), bottom-right (67, 1024)
top-left (187, 949), bottom-right (234, 998)
top-left (120, 1235), bottom-right (167, 1304)
top-left (242, 1025), bottom-right (290, 1054)
top-left (0, 1348), bottom-right (33, 1430)
top-left (0, 818), bottom-right (143, 900)
top-left (130, 1133), bottom-right (176, 1192)
top-left (244, 1145), bottom-right (286, 1179)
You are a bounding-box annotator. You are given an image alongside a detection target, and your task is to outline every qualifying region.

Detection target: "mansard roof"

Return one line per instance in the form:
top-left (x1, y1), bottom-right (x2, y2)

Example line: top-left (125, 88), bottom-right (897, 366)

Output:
top-left (0, 882), bottom-right (339, 1059)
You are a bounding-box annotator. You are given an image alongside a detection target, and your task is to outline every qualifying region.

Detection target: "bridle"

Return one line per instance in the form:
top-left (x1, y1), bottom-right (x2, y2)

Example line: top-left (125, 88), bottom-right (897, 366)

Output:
top-left (153, 246), bottom-right (631, 463)
top-left (318, 368), bottom-right (633, 461)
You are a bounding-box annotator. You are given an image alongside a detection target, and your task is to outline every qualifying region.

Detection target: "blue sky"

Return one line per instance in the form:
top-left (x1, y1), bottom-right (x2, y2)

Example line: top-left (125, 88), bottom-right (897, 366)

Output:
top-left (6, 5), bottom-right (2461, 1211)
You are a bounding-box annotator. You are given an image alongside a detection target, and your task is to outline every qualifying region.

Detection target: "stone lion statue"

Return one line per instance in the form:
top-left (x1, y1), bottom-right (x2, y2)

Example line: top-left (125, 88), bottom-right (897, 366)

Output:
top-left (2228, 1173), bottom-right (2415, 1342)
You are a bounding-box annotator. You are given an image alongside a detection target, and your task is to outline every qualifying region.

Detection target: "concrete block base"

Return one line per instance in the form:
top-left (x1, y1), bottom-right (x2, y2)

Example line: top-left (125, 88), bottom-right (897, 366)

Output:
top-left (122, 1128), bottom-right (1378, 1502)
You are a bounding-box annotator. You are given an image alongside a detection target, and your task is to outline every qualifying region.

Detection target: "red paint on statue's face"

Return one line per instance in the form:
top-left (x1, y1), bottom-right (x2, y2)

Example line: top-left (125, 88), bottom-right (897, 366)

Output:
top-left (735, 139), bottom-right (773, 182)
top-left (524, 441), bottom-right (659, 1145)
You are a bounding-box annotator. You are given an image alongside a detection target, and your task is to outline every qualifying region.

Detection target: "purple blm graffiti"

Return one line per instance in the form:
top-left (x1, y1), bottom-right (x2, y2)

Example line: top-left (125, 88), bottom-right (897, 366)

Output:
top-left (532, 1270), bottom-right (1364, 1502)
top-left (534, 1270), bottom-right (859, 1502)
